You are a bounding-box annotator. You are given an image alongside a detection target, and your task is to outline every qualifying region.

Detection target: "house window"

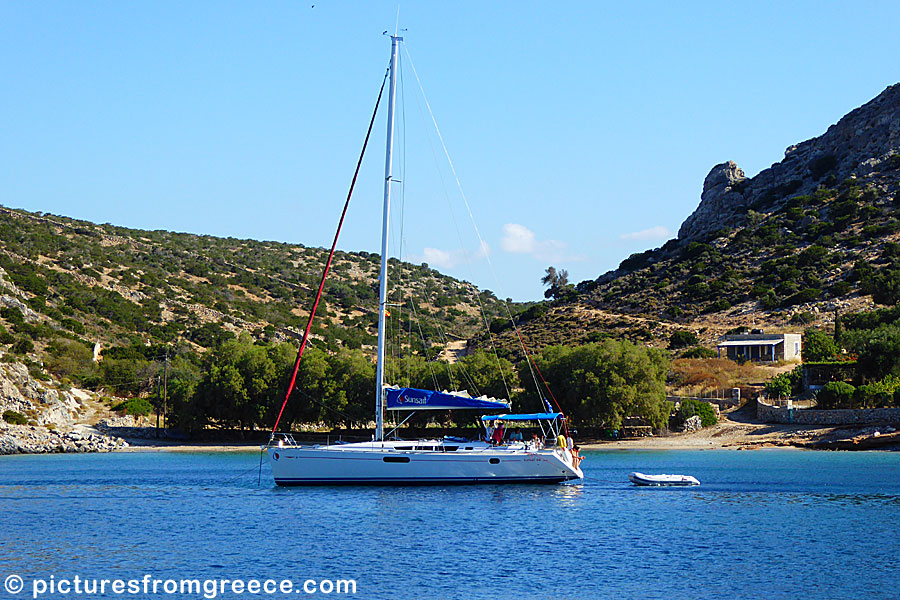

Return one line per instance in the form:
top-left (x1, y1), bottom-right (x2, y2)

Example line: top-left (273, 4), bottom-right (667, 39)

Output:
top-left (795, 342), bottom-right (800, 355)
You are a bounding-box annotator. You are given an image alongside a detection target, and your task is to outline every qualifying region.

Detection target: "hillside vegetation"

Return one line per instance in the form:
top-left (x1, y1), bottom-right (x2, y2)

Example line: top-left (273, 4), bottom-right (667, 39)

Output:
top-left (0, 204), bottom-right (515, 396)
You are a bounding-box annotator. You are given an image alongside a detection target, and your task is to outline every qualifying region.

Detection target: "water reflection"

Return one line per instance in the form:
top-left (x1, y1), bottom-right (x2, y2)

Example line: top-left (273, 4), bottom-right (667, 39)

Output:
top-left (552, 482), bottom-right (584, 505)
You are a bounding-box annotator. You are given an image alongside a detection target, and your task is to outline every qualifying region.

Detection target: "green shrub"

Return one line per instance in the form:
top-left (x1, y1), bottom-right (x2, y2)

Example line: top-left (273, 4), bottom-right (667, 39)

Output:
top-left (764, 369), bottom-right (803, 398)
top-left (816, 381), bottom-right (855, 409)
top-left (871, 270), bottom-right (900, 305)
top-left (2, 410), bottom-right (28, 425)
top-left (678, 347), bottom-right (718, 359)
top-left (12, 338), bottom-right (34, 354)
top-left (790, 311), bottom-right (818, 325)
top-left (675, 399), bottom-right (717, 428)
top-left (851, 376), bottom-right (900, 409)
top-left (669, 330), bottom-right (699, 349)
top-left (112, 398), bottom-right (154, 417)
top-left (829, 281), bottom-right (853, 297)
top-left (27, 363), bottom-right (50, 381)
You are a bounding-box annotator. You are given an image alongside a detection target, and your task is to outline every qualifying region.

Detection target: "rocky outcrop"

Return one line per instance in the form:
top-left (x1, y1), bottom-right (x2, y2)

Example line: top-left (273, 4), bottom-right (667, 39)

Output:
top-left (0, 266), bottom-right (26, 298)
top-left (0, 360), bottom-right (133, 454)
top-left (677, 161), bottom-right (748, 240)
top-left (0, 362), bottom-right (82, 427)
top-left (678, 83), bottom-right (900, 241)
top-left (0, 423), bottom-right (128, 454)
top-left (0, 295), bottom-right (41, 322)
top-left (95, 415), bottom-right (158, 439)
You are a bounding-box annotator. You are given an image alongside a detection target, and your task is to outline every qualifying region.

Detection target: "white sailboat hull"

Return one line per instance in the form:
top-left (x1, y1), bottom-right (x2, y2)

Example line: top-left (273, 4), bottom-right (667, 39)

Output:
top-left (268, 441), bottom-right (583, 485)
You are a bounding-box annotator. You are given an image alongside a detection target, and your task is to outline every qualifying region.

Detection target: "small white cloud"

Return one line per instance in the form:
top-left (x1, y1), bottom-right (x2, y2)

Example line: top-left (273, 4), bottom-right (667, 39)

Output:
top-left (415, 242), bottom-right (491, 270)
top-left (500, 223), bottom-right (567, 262)
top-left (421, 247), bottom-right (455, 269)
top-left (500, 223), bottom-right (537, 254)
top-left (619, 225), bottom-right (672, 242)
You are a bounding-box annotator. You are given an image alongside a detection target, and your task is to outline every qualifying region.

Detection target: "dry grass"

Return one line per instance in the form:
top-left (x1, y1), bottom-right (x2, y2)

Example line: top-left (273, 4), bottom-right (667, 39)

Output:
top-left (668, 358), bottom-right (774, 396)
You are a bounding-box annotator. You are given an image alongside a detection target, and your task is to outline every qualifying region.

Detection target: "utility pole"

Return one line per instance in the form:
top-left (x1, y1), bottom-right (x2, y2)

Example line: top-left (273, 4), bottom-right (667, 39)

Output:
top-left (163, 348), bottom-right (169, 432)
top-left (155, 375), bottom-right (161, 438)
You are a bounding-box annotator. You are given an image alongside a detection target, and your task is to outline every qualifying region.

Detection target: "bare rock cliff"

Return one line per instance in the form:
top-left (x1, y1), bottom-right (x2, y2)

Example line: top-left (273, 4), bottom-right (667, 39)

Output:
top-left (679, 83), bottom-right (900, 241)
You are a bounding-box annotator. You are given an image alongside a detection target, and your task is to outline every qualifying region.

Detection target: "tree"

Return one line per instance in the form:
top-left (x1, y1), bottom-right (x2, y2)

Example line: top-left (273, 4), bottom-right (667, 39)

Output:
top-left (541, 266), bottom-right (573, 300)
top-left (856, 325), bottom-right (900, 381)
top-left (517, 340), bottom-right (670, 429)
top-left (802, 328), bottom-right (838, 362)
top-left (764, 373), bottom-right (793, 399)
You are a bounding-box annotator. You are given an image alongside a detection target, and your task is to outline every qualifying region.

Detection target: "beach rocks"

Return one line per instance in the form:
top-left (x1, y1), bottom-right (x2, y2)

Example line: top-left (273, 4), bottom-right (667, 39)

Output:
top-left (0, 423), bottom-right (129, 455)
top-left (682, 415), bottom-right (703, 433)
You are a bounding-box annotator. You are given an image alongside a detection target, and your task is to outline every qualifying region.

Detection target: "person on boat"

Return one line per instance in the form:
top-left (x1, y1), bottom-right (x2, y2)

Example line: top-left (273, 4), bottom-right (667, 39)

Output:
top-left (530, 433), bottom-right (543, 450)
top-left (490, 422), bottom-right (505, 445)
top-left (485, 423), bottom-right (494, 443)
top-left (509, 427), bottom-right (523, 442)
top-left (572, 444), bottom-right (582, 469)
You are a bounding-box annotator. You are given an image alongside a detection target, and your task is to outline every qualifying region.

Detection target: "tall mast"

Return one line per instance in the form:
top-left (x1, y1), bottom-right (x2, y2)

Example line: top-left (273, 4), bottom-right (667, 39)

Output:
top-left (375, 35), bottom-right (401, 442)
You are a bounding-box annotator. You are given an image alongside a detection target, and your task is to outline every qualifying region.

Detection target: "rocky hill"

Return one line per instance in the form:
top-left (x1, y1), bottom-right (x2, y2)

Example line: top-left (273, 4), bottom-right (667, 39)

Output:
top-left (486, 83), bottom-right (900, 353)
top-left (0, 205), bottom-right (513, 399)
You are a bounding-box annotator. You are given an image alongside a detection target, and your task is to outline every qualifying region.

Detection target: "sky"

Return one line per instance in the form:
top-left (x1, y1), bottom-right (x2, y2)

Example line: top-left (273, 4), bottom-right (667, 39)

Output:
top-left (2, 1), bottom-right (900, 301)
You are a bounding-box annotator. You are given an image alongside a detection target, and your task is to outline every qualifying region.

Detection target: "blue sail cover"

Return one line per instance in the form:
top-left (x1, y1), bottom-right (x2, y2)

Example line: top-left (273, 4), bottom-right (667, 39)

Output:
top-left (480, 413), bottom-right (562, 422)
top-left (385, 387), bottom-right (511, 411)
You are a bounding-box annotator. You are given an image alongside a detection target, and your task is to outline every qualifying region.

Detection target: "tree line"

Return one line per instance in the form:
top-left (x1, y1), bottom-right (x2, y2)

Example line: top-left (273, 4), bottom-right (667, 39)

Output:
top-left (42, 333), bottom-right (670, 434)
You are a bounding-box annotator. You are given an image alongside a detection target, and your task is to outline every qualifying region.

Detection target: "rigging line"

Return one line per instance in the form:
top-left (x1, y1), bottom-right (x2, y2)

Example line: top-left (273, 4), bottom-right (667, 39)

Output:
top-left (390, 49), bottom-right (409, 387)
top-left (415, 304), bottom-right (459, 391)
top-left (417, 305), bottom-right (475, 394)
top-left (406, 295), bottom-right (440, 390)
top-left (270, 66), bottom-right (390, 437)
top-left (401, 47), bottom-right (511, 400)
top-left (514, 328), bottom-right (563, 414)
top-left (291, 387), bottom-right (358, 425)
top-left (406, 48), bottom-right (555, 408)
top-left (402, 47), bottom-right (518, 399)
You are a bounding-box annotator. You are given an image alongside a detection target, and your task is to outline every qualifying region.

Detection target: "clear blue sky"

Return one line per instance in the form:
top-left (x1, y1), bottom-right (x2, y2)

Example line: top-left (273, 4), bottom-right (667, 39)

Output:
top-left (2, 1), bottom-right (899, 300)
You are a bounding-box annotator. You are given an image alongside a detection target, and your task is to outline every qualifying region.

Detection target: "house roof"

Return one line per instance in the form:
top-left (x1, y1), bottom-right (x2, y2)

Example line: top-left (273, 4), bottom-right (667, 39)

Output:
top-left (717, 339), bottom-right (782, 347)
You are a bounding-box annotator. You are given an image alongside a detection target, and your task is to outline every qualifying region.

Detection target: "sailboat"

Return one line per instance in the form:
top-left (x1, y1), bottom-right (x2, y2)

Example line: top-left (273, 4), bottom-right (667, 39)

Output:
top-left (265, 36), bottom-right (584, 485)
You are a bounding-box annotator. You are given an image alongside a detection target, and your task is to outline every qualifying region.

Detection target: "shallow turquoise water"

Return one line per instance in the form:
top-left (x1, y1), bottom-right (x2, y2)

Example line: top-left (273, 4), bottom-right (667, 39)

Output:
top-left (1, 449), bottom-right (899, 599)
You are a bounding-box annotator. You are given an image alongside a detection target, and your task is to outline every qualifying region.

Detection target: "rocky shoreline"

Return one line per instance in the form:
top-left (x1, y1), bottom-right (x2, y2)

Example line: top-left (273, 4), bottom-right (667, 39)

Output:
top-left (0, 423), bottom-right (129, 455)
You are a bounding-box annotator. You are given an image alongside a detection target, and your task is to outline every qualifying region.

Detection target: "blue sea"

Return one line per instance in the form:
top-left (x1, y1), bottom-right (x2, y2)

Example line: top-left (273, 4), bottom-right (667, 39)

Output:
top-left (1, 449), bottom-right (899, 600)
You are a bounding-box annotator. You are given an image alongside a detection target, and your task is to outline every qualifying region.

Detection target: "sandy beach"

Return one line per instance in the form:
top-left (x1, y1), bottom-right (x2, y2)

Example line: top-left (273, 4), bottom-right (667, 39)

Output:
top-left (581, 412), bottom-right (900, 451)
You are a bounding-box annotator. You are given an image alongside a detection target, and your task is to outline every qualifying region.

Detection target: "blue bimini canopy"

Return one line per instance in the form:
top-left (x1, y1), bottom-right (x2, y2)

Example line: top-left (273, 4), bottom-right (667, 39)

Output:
top-left (385, 387), bottom-right (511, 411)
top-left (480, 412), bottom-right (563, 422)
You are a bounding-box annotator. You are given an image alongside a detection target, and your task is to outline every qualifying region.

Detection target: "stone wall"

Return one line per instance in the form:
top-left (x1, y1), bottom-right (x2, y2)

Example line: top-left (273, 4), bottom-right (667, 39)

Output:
top-left (667, 396), bottom-right (739, 410)
top-left (757, 397), bottom-right (900, 425)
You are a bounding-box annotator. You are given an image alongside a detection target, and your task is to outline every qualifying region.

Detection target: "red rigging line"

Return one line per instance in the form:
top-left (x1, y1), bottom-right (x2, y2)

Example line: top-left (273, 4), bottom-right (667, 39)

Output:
top-left (270, 69), bottom-right (389, 437)
top-left (513, 327), bottom-right (568, 435)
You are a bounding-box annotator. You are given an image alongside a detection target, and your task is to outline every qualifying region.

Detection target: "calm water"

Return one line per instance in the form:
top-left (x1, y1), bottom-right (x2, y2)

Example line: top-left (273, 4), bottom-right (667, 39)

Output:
top-left (1, 449), bottom-right (899, 599)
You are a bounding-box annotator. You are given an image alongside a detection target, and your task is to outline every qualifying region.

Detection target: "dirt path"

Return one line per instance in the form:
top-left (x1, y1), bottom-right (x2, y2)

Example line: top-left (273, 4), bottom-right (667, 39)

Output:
top-left (438, 339), bottom-right (468, 364)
